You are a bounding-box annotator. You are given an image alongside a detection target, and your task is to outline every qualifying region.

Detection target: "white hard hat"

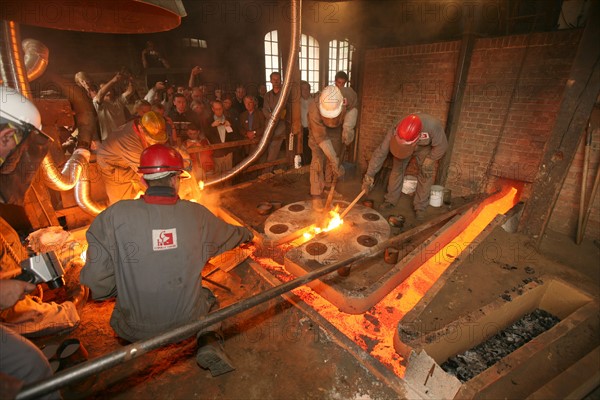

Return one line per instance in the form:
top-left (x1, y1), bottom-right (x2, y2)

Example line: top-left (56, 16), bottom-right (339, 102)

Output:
top-left (0, 85), bottom-right (42, 130)
top-left (318, 85), bottom-right (344, 119)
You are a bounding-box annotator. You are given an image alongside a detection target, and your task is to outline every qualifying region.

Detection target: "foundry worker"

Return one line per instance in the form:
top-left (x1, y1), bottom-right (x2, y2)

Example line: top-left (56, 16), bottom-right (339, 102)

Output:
top-left (96, 111), bottom-right (168, 205)
top-left (362, 113), bottom-right (448, 220)
top-left (81, 144), bottom-right (253, 376)
top-left (308, 85), bottom-right (346, 210)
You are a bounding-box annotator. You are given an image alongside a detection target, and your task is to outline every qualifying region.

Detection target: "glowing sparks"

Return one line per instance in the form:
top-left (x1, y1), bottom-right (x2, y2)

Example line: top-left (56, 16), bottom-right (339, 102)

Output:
top-left (302, 207), bottom-right (344, 241)
top-left (198, 181), bottom-right (205, 190)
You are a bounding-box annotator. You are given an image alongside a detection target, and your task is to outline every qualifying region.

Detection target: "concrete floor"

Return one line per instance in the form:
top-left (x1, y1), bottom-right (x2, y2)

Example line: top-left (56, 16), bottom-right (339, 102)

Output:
top-left (29, 168), bottom-right (600, 399)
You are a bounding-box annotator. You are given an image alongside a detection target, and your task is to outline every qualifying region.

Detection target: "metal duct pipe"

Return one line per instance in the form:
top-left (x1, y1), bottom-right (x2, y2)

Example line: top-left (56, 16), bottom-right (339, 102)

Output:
top-left (41, 150), bottom-right (88, 191)
top-left (1, 20), bottom-right (103, 214)
top-left (0, 38), bottom-right (48, 84)
top-left (205, 0), bottom-right (301, 187)
top-left (0, 20), bottom-right (32, 97)
top-left (74, 161), bottom-right (105, 216)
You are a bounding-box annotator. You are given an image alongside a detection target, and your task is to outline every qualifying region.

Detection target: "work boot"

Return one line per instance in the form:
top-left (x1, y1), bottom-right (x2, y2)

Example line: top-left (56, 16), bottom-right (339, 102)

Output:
top-left (196, 332), bottom-right (235, 377)
top-left (379, 202), bottom-right (395, 211)
top-left (415, 209), bottom-right (426, 221)
top-left (312, 195), bottom-right (325, 212)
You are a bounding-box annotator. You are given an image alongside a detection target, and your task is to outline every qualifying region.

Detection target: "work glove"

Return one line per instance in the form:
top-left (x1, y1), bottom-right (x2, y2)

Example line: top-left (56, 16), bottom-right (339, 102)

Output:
top-left (342, 128), bottom-right (354, 145)
top-left (362, 175), bottom-right (374, 194)
top-left (318, 139), bottom-right (340, 168)
top-left (421, 157), bottom-right (436, 179)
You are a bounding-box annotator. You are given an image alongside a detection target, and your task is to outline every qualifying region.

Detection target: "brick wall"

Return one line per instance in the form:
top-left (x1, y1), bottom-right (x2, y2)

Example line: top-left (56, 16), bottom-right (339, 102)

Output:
top-left (358, 29), bottom-right (600, 240)
top-left (450, 31), bottom-right (581, 195)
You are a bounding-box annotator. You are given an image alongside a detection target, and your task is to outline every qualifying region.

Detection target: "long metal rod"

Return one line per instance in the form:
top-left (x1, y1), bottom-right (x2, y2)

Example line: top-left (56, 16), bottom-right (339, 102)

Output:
top-left (18, 197), bottom-right (483, 399)
top-left (17, 245), bottom-right (361, 400)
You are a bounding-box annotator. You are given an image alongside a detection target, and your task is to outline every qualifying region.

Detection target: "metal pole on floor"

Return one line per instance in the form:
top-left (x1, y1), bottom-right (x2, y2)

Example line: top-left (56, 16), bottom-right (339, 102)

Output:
top-left (17, 198), bottom-right (481, 399)
top-left (17, 248), bottom-right (363, 400)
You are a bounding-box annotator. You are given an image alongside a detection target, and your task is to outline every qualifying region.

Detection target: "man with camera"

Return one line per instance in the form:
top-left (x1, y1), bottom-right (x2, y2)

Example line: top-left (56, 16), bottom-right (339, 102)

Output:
top-left (93, 72), bottom-right (135, 141)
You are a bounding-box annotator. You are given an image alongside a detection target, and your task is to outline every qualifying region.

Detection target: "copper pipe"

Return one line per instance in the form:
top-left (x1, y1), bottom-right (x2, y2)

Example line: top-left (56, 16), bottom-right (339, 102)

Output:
top-left (205, 0), bottom-right (301, 187)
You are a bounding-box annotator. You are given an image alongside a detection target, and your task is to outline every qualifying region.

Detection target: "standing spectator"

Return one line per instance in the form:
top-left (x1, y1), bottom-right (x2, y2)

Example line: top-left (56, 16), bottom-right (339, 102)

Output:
top-left (184, 123), bottom-right (214, 181)
top-left (188, 65), bottom-right (203, 89)
top-left (262, 72), bottom-right (289, 163)
top-left (362, 113), bottom-right (448, 220)
top-left (214, 88), bottom-right (223, 102)
top-left (93, 72), bottom-right (135, 141)
top-left (223, 95), bottom-right (240, 134)
top-left (81, 144), bottom-right (253, 376)
top-left (74, 71), bottom-right (98, 99)
top-left (239, 95), bottom-right (266, 160)
top-left (141, 41), bottom-right (170, 90)
top-left (206, 100), bottom-right (241, 175)
top-left (300, 80), bottom-right (312, 165)
top-left (144, 81), bottom-right (167, 105)
top-left (168, 94), bottom-right (199, 144)
top-left (232, 84), bottom-right (246, 114)
top-left (257, 83), bottom-right (267, 109)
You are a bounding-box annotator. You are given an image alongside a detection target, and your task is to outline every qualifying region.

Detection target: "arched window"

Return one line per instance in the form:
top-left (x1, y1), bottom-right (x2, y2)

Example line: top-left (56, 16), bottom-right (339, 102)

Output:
top-left (264, 30), bottom-right (282, 91)
top-left (300, 34), bottom-right (319, 92)
top-left (328, 39), bottom-right (355, 86)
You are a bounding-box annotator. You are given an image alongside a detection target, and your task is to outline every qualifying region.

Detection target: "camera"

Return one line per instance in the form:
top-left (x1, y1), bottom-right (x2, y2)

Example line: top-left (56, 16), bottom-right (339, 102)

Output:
top-left (15, 251), bottom-right (65, 289)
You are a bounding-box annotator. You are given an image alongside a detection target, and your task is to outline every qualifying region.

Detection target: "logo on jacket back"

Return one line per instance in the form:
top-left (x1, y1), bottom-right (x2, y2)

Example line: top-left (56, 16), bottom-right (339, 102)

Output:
top-left (153, 228), bottom-right (177, 251)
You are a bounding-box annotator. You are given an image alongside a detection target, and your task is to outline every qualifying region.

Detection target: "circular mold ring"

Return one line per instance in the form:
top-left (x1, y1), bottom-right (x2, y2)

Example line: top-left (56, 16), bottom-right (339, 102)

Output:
top-left (362, 213), bottom-right (381, 222)
top-left (288, 204), bottom-right (306, 212)
top-left (305, 242), bottom-right (328, 256)
top-left (269, 224), bottom-right (289, 234)
top-left (357, 235), bottom-right (378, 247)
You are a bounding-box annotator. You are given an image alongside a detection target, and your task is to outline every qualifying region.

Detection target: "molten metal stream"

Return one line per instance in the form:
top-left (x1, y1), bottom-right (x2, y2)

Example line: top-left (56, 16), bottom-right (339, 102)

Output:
top-left (264, 187), bottom-right (520, 377)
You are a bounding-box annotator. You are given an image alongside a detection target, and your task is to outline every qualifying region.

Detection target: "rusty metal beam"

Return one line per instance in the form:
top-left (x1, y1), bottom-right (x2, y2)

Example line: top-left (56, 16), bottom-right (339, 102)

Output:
top-left (520, 2), bottom-right (600, 243)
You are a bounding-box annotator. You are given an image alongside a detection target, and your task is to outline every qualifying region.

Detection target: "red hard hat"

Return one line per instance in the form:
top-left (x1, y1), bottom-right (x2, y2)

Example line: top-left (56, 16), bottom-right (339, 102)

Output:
top-left (396, 114), bottom-right (422, 143)
top-left (138, 144), bottom-right (185, 178)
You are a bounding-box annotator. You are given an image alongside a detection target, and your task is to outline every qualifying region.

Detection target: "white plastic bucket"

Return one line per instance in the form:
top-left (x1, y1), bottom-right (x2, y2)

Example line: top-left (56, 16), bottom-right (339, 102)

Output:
top-left (402, 175), bottom-right (418, 194)
top-left (430, 185), bottom-right (444, 207)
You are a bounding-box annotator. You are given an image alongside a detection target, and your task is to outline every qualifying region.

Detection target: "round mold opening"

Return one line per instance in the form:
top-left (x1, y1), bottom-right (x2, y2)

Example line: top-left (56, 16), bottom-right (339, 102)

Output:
top-left (288, 204), bottom-right (306, 212)
top-left (269, 224), bottom-right (289, 234)
top-left (362, 213), bottom-right (381, 222)
top-left (357, 235), bottom-right (378, 247)
top-left (305, 242), bottom-right (328, 256)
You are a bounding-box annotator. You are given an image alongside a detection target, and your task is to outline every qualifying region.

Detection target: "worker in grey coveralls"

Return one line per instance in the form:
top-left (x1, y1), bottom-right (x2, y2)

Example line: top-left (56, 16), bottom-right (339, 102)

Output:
top-left (81, 144), bottom-right (253, 376)
top-left (362, 113), bottom-right (448, 220)
top-left (308, 85), bottom-right (346, 210)
top-left (0, 280), bottom-right (60, 400)
top-left (96, 111), bottom-right (168, 205)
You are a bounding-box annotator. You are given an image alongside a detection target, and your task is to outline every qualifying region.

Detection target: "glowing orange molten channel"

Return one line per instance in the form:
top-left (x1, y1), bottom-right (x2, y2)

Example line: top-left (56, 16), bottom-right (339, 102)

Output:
top-left (287, 187), bottom-right (519, 378)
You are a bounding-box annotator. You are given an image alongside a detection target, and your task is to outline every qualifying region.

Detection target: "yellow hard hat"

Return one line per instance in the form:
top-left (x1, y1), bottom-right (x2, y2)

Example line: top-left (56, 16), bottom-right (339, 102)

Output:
top-left (140, 111), bottom-right (167, 143)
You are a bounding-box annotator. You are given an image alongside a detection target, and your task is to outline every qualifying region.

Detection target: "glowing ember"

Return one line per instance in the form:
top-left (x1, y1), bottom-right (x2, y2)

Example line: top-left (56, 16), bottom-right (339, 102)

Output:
top-left (134, 191), bottom-right (144, 199)
top-left (254, 186), bottom-right (520, 378)
top-left (198, 181), bottom-right (205, 190)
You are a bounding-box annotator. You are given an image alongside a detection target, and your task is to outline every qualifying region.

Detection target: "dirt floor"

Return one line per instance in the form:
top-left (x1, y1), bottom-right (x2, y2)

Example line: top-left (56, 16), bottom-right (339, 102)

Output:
top-left (28, 168), bottom-right (600, 399)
